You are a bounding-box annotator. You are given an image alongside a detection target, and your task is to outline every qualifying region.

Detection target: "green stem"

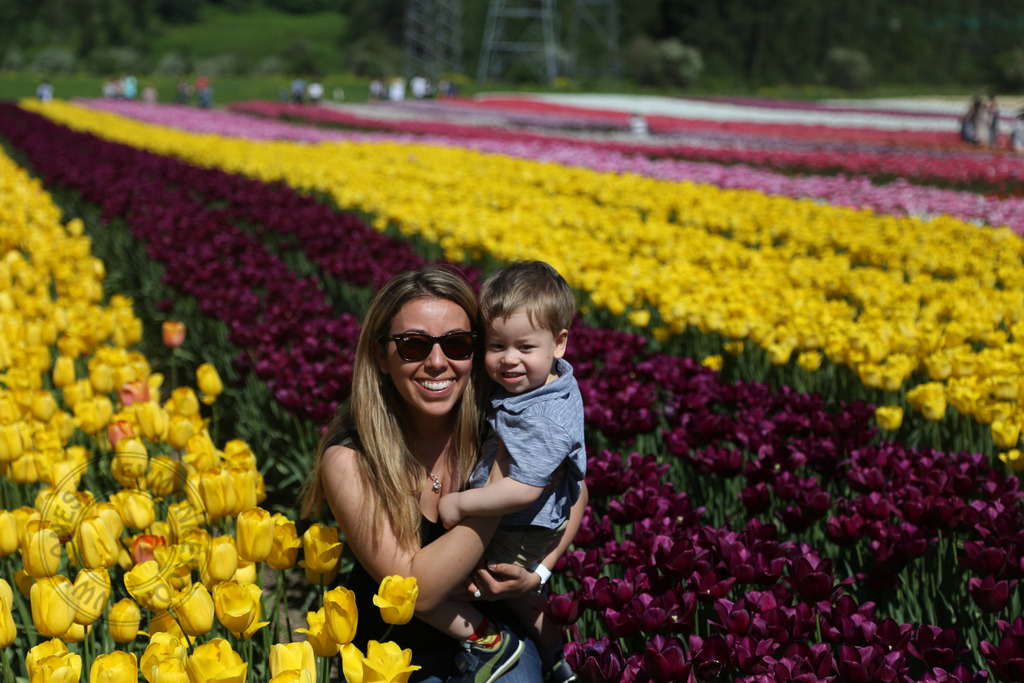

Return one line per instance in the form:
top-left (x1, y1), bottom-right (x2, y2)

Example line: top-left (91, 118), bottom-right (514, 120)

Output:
top-left (1, 644), bottom-right (15, 683)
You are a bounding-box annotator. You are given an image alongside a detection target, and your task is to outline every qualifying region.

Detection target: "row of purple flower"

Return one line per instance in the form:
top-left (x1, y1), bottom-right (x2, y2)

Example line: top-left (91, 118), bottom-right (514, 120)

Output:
top-left (2, 103), bottom-right (1023, 682)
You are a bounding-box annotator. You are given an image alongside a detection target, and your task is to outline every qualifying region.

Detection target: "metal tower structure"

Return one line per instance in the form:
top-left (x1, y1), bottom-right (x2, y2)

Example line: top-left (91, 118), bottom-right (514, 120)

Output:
top-left (404, 0), bottom-right (463, 81)
top-left (567, 0), bottom-right (620, 79)
top-left (477, 0), bottom-right (559, 85)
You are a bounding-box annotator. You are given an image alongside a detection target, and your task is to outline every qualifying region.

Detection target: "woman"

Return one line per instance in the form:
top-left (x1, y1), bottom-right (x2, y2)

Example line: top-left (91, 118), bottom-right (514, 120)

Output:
top-left (300, 265), bottom-right (585, 682)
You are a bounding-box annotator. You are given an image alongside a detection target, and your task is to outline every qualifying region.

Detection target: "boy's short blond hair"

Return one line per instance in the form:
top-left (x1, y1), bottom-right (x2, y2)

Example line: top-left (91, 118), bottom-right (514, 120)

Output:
top-left (479, 260), bottom-right (575, 333)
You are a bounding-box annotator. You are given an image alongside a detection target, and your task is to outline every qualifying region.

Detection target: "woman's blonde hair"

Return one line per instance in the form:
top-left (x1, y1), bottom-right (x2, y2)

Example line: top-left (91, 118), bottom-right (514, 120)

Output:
top-left (299, 265), bottom-right (485, 551)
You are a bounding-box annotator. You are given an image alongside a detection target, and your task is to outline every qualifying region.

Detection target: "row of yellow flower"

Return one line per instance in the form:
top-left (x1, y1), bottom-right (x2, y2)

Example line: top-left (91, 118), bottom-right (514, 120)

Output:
top-left (0, 145), bottom-right (421, 681)
top-left (19, 99), bottom-right (1024, 448)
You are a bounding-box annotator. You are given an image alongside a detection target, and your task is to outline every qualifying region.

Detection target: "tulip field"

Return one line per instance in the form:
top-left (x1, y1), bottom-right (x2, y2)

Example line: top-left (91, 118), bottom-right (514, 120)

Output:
top-left (1, 91), bottom-right (1024, 682)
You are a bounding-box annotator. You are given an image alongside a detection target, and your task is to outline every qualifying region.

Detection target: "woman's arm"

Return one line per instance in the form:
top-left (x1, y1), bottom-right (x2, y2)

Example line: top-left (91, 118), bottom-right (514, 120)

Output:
top-left (472, 480), bottom-right (589, 598)
top-left (321, 445), bottom-right (499, 611)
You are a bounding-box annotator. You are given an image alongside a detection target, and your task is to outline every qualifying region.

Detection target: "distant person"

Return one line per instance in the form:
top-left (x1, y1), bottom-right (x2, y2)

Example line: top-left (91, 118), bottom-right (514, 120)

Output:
top-left (388, 76), bottom-right (406, 101)
top-left (369, 78), bottom-right (385, 100)
top-left (290, 77), bottom-right (306, 104)
top-left (307, 81), bottom-right (323, 105)
top-left (142, 84), bottom-right (158, 104)
top-left (195, 75), bottom-right (213, 108)
top-left (961, 96), bottom-right (989, 146)
top-left (121, 74), bottom-right (138, 100)
top-left (176, 79), bottom-right (192, 105)
top-left (36, 81), bottom-right (54, 103)
top-left (988, 94), bottom-right (1000, 148)
top-left (629, 112), bottom-right (649, 136)
top-left (1010, 110), bottom-right (1024, 155)
top-left (103, 77), bottom-right (121, 99)
top-left (410, 75), bottom-right (429, 99)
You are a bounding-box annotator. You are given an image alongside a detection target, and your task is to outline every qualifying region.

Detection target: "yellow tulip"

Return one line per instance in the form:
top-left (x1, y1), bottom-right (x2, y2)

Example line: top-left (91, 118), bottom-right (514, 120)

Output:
top-left (30, 575), bottom-right (76, 637)
top-left (269, 672), bottom-right (313, 683)
top-left (167, 387), bottom-right (200, 419)
top-left (26, 637), bottom-right (70, 672)
top-left (992, 418), bottom-right (1022, 450)
top-left (149, 455), bottom-right (183, 498)
top-left (295, 607), bottom-right (339, 657)
top-left (236, 507), bottom-right (273, 563)
top-left (373, 575), bottom-right (418, 626)
top-left (0, 509), bottom-right (18, 556)
top-left (90, 651), bottom-right (138, 683)
top-left (233, 559), bottom-right (257, 585)
top-left (144, 655), bottom-right (189, 683)
top-left (140, 632), bottom-right (188, 683)
top-left (204, 535), bottom-right (238, 583)
top-left (229, 466), bottom-right (259, 514)
top-left (875, 406), bottom-right (904, 432)
top-left (162, 321), bottom-right (186, 349)
top-left (21, 519), bottom-right (62, 578)
top-left (700, 355), bottom-right (723, 372)
top-left (72, 567), bottom-right (111, 625)
top-left (0, 590), bottom-right (16, 648)
top-left (112, 437), bottom-right (150, 486)
top-left (73, 395), bottom-right (113, 435)
top-left (148, 609), bottom-right (185, 640)
top-left (212, 580), bottom-right (261, 634)
top-left (109, 597), bottom-right (142, 643)
top-left (187, 467), bottom-right (237, 520)
top-left (323, 585), bottom-right (358, 646)
top-left (999, 449), bottom-right (1024, 473)
top-left (124, 560), bottom-right (173, 612)
top-left (267, 514), bottom-right (302, 570)
top-left (183, 431), bottom-right (221, 472)
top-left (166, 415), bottom-right (195, 451)
top-left (341, 640), bottom-right (420, 683)
top-left (269, 641), bottom-right (316, 681)
top-left (134, 401), bottom-right (169, 442)
top-left (89, 362), bottom-right (115, 395)
top-left (173, 583), bottom-right (215, 637)
top-left (906, 382), bottom-right (948, 422)
top-left (185, 639), bottom-right (247, 683)
top-left (0, 422), bottom-right (24, 463)
top-left (300, 523), bottom-right (343, 586)
top-left (52, 355), bottom-right (76, 388)
top-left (223, 439), bottom-right (256, 468)
top-left (30, 392), bottom-right (58, 422)
top-left (28, 651), bottom-right (83, 683)
top-left (110, 489), bottom-right (156, 530)
top-left (196, 364), bottom-right (224, 405)
top-left (92, 501), bottom-right (125, 540)
top-left (166, 500), bottom-right (204, 544)
top-left (63, 621), bottom-right (90, 643)
top-left (9, 451), bottom-right (41, 484)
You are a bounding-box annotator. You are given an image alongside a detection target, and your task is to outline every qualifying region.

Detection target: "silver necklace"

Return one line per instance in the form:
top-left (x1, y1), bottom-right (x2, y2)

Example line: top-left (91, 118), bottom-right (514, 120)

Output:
top-left (427, 471), bottom-right (442, 493)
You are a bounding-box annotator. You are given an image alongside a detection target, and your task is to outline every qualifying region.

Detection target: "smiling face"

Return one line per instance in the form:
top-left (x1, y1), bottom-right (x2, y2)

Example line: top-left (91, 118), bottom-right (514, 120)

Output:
top-left (376, 297), bottom-right (475, 426)
top-left (484, 312), bottom-right (568, 395)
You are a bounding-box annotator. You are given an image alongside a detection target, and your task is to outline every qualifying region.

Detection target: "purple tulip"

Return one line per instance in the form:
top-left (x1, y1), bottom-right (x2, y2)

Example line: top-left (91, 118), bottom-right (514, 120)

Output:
top-left (642, 635), bottom-right (691, 683)
top-left (909, 625), bottom-right (967, 670)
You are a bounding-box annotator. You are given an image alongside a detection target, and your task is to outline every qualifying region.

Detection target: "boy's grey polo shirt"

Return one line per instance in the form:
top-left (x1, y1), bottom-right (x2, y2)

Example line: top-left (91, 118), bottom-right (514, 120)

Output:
top-left (469, 358), bottom-right (586, 529)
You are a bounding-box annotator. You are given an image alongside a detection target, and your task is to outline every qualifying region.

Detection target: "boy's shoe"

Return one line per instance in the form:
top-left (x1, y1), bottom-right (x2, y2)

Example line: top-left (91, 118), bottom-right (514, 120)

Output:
top-left (544, 658), bottom-right (578, 683)
top-left (448, 625), bottom-right (525, 683)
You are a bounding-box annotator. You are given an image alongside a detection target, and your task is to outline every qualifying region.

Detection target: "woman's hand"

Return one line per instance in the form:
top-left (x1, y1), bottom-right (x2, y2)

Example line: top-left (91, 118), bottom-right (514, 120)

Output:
top-left (466, 561), bottom-right (540, 600)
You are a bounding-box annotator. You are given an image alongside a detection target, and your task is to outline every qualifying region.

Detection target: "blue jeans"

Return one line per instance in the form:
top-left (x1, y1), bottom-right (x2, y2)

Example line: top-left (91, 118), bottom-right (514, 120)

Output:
top-left (412, 637), bottom-right (543, 683)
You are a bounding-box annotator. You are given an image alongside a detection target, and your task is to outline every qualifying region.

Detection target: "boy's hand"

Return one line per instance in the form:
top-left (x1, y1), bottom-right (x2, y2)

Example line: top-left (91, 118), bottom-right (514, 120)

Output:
top-left (437, 492), bottom-right (462, 529)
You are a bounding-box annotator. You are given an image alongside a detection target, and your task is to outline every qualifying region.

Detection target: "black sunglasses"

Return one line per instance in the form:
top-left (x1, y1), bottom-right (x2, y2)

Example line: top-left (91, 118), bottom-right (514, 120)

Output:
top-left (380, 331), bottom-right (477, 362)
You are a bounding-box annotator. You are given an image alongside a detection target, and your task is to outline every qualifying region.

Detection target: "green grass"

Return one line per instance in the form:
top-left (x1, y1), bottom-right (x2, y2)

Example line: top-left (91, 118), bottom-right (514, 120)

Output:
top-left (148, 5), bottom-right (347, 67)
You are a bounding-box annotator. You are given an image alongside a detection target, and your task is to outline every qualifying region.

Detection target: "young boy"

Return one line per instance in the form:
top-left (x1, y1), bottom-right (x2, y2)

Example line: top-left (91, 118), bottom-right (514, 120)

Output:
top-left (430, 260), bottom-right (586, 683)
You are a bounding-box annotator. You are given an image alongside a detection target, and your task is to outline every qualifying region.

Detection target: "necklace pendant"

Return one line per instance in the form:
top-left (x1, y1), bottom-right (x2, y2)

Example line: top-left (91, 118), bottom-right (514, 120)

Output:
top-left (432, 479), bottom-right (442, 492)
